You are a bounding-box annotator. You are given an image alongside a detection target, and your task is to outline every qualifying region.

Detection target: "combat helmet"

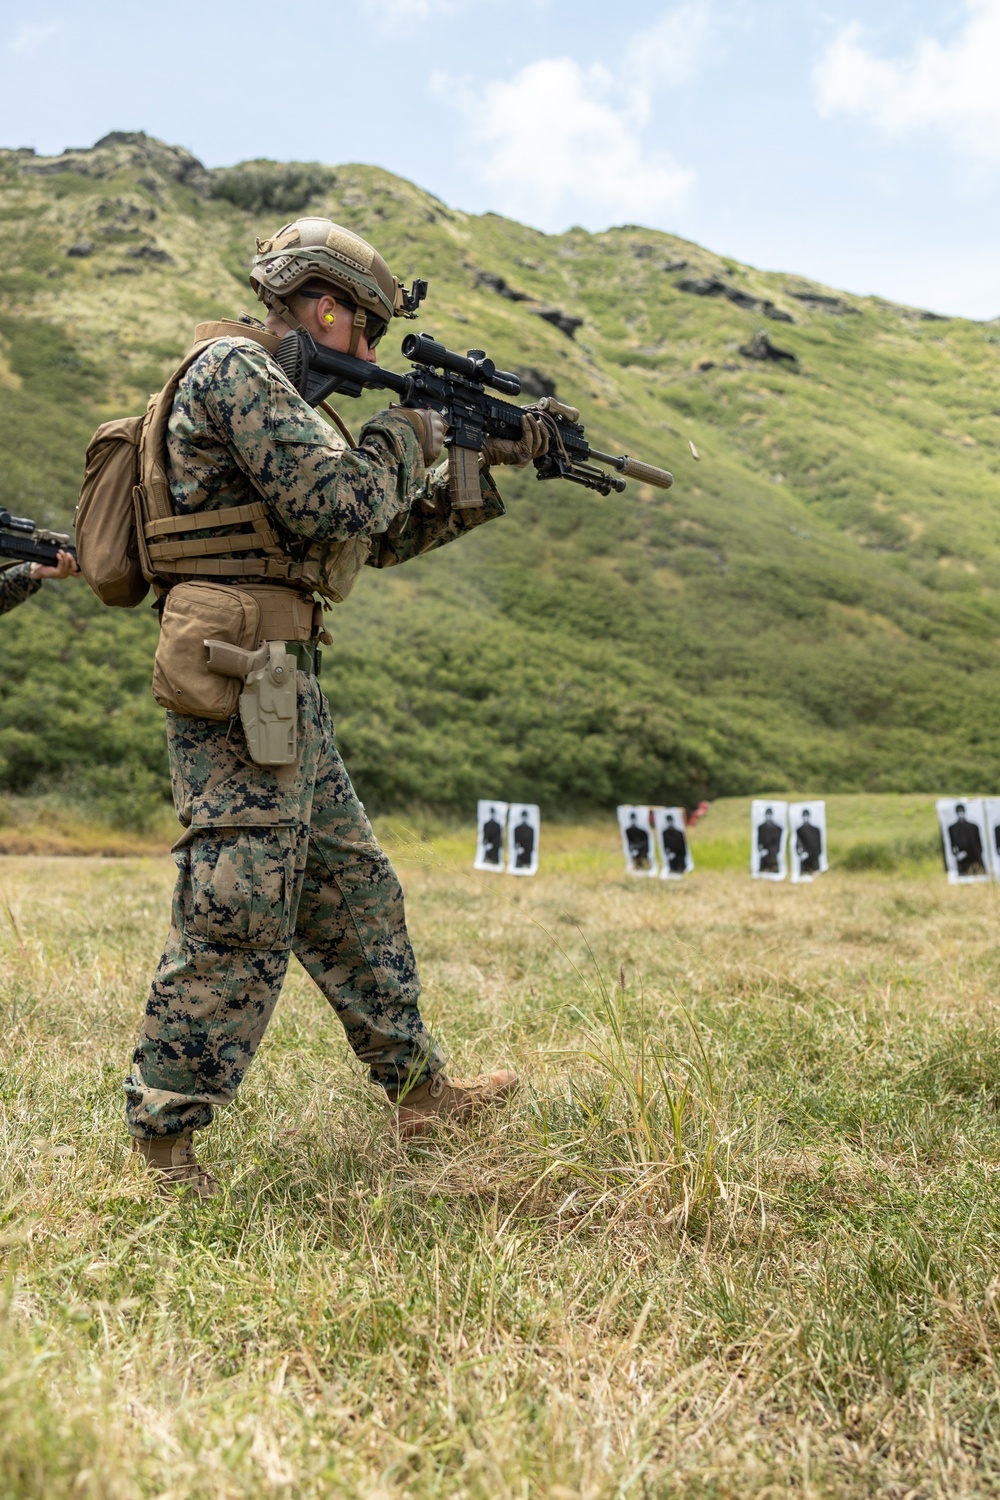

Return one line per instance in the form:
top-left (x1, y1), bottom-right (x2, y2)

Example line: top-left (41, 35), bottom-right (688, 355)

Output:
top-left (250, 217), bottom-right (425, 354)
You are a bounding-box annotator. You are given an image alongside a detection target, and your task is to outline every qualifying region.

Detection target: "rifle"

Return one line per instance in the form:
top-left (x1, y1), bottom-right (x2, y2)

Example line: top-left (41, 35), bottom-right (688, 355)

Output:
top-left (0, 508), bottom-right (77, 569)
top-left (274, 330), bottom-right (674, 507)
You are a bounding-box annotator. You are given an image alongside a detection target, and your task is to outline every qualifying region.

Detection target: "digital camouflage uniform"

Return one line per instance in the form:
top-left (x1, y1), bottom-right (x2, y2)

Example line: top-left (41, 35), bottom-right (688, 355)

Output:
top-left (124, 333), bottom-right (505, 1139)
top-left (0, 563), bottom-right (40, 615)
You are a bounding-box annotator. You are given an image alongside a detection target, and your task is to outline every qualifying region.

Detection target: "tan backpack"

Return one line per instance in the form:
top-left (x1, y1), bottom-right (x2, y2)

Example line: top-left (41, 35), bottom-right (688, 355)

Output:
top-left (75, 322), bottom-right (298, 607)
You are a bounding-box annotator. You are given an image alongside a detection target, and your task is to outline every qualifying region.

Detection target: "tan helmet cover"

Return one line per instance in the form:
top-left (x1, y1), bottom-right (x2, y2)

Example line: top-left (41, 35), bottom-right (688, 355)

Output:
top-left (249, 217), bottom-right (409, 324)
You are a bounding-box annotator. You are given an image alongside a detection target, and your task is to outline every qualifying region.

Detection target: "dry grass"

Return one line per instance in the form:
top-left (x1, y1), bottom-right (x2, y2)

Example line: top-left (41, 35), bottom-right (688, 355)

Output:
top-left (3, 832), bottom-right (1000, 1497)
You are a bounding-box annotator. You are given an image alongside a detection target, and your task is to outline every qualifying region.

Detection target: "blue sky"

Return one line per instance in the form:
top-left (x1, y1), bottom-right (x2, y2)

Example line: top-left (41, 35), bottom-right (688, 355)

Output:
top-left (2, 0), bottom-right (999, 318)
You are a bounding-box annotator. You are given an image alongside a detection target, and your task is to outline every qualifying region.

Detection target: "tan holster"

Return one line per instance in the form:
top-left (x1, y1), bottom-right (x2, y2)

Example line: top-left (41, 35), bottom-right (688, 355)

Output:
top-left (205, 638), bottom-right (298, 767)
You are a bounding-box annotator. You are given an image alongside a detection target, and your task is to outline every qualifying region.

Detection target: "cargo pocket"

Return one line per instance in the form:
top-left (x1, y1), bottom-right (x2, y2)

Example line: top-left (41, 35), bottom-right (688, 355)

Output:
top-left (186, 828), bottom-right (296, 950)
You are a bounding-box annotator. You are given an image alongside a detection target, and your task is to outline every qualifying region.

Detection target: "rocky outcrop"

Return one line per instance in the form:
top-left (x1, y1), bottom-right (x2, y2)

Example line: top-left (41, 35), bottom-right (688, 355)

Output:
top-left (532, 307), bottom-right (583, 339)
top-left (475, 270), bottom-right (531, 302)
top-left (790, 290), bottom-right (860, 316)
top-left (16, 131), bottom-right (208, 191)
top-left (474, 268), bottom-right (582, 336)
top-left (675, 277), bottom-right (794, 323)
top-left (514, 367), bottom-right (558, 399)
top-left (125, 243), bottom-right (174, 264)
top-left (739, 329), bottom-right (798, 364)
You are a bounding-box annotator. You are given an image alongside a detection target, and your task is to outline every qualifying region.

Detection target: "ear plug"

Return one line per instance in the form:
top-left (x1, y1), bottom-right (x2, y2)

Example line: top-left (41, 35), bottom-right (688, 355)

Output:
top-left (324, 313), bottom-right (335, 323)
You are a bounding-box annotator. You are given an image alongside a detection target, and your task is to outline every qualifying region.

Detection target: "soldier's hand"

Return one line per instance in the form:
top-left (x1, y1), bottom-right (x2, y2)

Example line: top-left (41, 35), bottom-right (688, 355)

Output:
top-left (394, 407), bottom-right (447, 465)
top-left (481, 413), bottom-right (549, 468)
top-left (30, 550), bottom-right (79, 581)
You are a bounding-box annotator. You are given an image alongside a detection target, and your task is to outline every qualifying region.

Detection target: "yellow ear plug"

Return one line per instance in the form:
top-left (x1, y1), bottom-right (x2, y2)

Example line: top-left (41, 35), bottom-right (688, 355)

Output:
top-left (324, 313), bottom-right (335, 323)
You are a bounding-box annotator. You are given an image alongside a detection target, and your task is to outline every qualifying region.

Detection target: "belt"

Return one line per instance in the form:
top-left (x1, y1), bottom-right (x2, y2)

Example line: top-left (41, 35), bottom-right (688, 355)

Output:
top-left (289, 639), bottom-right (322, 677)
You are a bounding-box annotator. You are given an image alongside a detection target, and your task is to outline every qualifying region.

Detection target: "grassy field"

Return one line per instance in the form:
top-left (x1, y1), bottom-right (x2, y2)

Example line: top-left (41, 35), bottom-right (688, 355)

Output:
top-left (4, 827), bottom-right (1000, 1497)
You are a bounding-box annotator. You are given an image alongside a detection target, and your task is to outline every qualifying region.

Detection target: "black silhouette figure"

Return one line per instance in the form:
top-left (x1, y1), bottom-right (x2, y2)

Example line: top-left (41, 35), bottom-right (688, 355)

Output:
top-left (757, 807), bottom-right (782, 874)
top-left (625, 811), bottom-right (651, 871)
top-left (481, 807), bottom-right (504, 866)
top-left (795, 808), bottom-right (823, 875)
top-left (513, 810), bottom-right (535, 869)
top-left (949, 803), bottom-right (986, 876)
top-left (660, 813), bottom-right (688, 875)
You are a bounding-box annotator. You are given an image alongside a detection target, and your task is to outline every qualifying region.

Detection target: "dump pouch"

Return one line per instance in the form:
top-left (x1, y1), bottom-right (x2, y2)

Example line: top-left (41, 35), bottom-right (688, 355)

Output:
top-left (296, 535), bottom-right (371, 602)
top-left (152, 581), bottom-right (261, 719)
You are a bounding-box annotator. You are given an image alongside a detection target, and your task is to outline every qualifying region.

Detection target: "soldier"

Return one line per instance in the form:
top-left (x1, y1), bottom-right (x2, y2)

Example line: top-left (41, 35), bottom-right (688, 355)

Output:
top-left (126, 218), bottom-right (542, 1197)
top-left (0, 551), bottom-right (79, 615)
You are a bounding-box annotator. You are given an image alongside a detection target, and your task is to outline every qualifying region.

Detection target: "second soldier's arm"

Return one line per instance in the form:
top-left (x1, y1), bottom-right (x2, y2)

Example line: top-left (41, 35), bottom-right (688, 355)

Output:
top-left (0, 562), bottom-right (42, 616)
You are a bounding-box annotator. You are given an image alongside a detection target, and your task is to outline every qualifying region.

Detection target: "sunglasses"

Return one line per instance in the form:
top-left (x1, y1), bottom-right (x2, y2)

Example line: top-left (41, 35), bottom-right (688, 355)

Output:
top-left (297, 291), bottom-right (387, 349)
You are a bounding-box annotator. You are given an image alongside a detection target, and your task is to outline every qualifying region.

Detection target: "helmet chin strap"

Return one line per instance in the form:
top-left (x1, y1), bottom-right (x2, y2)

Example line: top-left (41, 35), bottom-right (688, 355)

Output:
top-left (268, 294), bottom-right (307, 334)
top-left (348, 305), bottom-right (367, 358)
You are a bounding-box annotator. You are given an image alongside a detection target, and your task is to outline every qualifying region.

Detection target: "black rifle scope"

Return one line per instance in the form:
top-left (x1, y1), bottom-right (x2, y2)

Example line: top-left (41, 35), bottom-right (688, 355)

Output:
top-left (401, 333), bottom-right (522, 397)
top-left (0, 510), bottom-right (38, 535)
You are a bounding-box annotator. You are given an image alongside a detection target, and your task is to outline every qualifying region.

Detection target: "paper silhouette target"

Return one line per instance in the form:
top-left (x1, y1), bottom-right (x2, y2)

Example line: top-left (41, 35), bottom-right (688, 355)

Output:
top-left (654, 807), bottom-right (693, 878)
top-left (938, 797), bottom-right (990, 883)
top-left (474, 801), bottom-right (509, 873)
top-left (752, 800), bottom-right (788, 880)
top-left (507, 804), bottom-right (540, 876)
top-left (617, 806), bottom-right (658, 876)
top-left (790, 801), bottom-right (827, 883)
top-left (986, 799), bottom-right (1000, 880)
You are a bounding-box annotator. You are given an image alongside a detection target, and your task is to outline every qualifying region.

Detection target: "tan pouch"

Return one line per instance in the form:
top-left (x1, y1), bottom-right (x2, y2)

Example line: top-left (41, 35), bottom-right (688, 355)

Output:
top-left (299, 536), bottom-right (371, 603)
top-left (152, 581), bottom-right (261, 719)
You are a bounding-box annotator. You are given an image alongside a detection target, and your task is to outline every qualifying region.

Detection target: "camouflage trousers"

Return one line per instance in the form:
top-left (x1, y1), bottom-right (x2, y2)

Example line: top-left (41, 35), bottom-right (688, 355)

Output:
top-left (124, 673), bottom-right (444, 1138)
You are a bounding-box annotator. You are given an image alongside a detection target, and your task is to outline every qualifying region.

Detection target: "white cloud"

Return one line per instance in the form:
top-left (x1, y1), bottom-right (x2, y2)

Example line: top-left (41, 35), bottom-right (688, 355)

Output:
top-left (440, 5), bottom-right (708, 232)
top-left (814, 1), bottom-right (1000, 161)
top-left (626, 0), bottom-right (713, 105)
top-left (361, 0), bottom-right (457, 22)
top-left (7, 21), bottom-right (60, 55)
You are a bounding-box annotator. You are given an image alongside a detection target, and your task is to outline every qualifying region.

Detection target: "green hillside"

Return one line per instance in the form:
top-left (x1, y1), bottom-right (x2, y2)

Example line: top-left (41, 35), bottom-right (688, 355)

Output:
top-left (2, 130), bottom-right (1000, 823)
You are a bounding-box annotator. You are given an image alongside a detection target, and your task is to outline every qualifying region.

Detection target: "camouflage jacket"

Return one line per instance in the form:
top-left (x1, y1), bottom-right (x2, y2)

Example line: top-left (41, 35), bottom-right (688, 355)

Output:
top-left (167, 332), bottom-right (505, 570)
top-left (0, 563), bottom-right (40, 616)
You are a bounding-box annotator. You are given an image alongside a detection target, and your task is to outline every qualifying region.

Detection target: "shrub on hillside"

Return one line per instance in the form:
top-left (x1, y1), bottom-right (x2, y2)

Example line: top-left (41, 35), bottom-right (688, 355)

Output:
top-left (209, 161), bottom-right (335, 216)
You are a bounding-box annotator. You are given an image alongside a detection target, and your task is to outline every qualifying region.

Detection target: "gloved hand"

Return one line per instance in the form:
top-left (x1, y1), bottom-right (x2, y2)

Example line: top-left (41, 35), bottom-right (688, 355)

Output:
top-left (481, 412), bottom-right (549, 468)
top-left (393, 407), bottom-right (447, 465)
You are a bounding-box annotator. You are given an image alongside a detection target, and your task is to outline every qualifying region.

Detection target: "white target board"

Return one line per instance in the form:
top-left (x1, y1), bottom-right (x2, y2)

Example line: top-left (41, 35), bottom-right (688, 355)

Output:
top-left (751, 801), bottom-right (788, 880)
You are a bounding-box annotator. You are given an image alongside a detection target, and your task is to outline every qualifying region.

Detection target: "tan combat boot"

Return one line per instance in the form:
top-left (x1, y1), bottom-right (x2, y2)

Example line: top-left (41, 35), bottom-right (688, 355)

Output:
top-left (131, 1133), bottom-right (220, 1199)
top-left (390, 1070), bottom-right (519, 1138)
